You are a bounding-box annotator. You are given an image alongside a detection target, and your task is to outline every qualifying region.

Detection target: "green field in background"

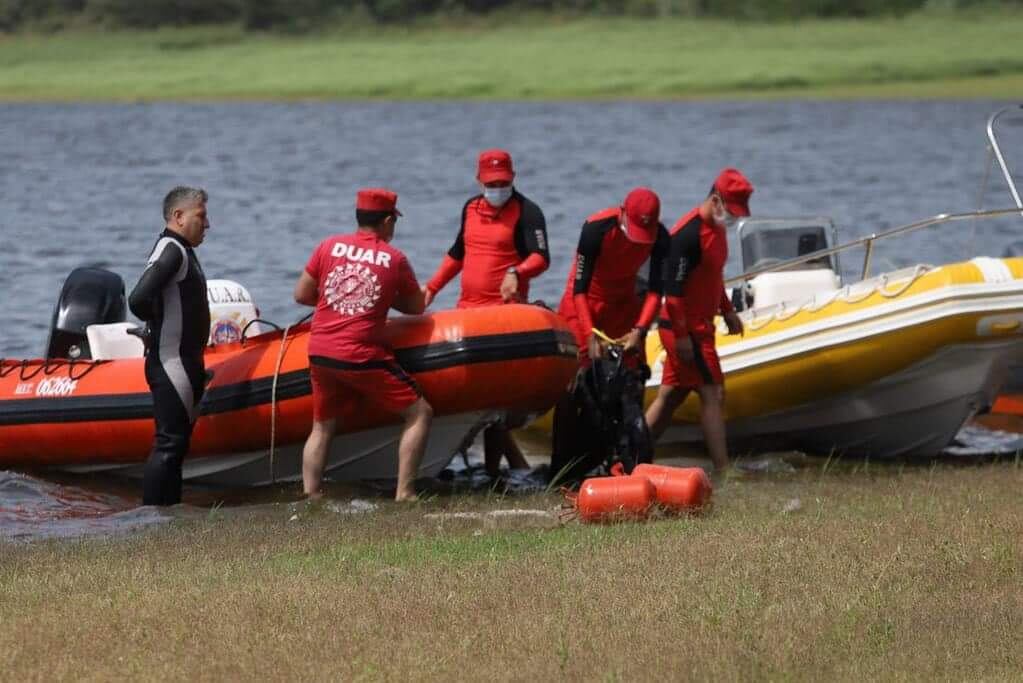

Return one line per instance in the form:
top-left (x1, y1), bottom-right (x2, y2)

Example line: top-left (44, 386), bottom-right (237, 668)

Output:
top-left (1, 12), bottom-right (1022, 100)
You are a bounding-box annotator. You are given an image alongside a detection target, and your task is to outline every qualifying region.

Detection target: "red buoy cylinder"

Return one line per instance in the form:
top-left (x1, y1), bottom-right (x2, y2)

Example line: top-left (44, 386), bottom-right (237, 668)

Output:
top-left (632, 464), bottom-right (712, 513)
top-left (575, 476), bottom-right (656, 523)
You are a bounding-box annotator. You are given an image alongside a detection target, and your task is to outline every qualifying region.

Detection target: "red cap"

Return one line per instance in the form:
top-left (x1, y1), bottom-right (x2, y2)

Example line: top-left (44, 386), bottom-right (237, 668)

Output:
top-left (356, 188), bottom-right (402, 215)
top-left (713, 168), bottom-right (753, 217)
top-left (477, 149), bottom-right (515, 184)
top-left (622, 187), bottom-right (661, 244)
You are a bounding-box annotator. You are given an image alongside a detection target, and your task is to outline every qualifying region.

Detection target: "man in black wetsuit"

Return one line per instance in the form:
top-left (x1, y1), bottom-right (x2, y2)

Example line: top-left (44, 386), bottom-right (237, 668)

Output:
top-left (129, 187), bottom-right (211, 506)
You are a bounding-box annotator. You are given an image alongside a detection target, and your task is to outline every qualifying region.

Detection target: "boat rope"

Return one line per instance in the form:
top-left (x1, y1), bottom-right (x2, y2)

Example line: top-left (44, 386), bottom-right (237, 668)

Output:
top-left (741, 265), bottom-right (931, 333)
top-left (877, 265), bottom-right (930, 298)
top-left (268, 323), bottom-right (292, 485)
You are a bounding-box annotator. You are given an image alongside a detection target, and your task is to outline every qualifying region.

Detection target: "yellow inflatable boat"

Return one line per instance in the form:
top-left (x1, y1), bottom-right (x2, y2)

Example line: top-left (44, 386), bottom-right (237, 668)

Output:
top-left (648, 239), bottom-right (1023, 457)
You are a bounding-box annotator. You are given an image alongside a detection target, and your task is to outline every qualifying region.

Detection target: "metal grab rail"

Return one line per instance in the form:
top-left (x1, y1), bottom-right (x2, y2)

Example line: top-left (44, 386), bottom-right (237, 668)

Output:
top-left (987, 104), bottom-right (1023, 213)
top-left (725, 207), bottom-right (1023, 287)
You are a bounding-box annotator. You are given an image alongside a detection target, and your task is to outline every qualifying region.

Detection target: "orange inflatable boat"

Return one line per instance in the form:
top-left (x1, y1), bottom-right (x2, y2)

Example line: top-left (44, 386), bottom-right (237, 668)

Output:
top-left (0, 284), bottom-right (577, 486)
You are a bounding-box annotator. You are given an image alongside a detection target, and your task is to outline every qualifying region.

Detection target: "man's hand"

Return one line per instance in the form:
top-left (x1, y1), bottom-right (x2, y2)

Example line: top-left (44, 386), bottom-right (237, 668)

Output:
top-left (422, 285), bottom-right (436, 309)
top-left (675, 335), bottom-right (695, 363)
top-left (618, 328), bottom-right (644, 354)
top-left (587, 333), bottom-right (604, 361)
top-left (500, 271), bottom-right (520, 302)
top-left (724, 310), bottom-right (744, 336)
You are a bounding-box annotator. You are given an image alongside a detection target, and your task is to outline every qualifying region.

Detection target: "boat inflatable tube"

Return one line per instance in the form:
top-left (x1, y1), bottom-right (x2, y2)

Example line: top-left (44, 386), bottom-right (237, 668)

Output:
top-left (0, 304), bottom-right (579, 468)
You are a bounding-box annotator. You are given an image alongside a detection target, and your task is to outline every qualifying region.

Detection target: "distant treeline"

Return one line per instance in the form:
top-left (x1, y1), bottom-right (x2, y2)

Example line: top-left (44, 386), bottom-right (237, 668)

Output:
top-left (1, 0), bottom-right (1018, 31)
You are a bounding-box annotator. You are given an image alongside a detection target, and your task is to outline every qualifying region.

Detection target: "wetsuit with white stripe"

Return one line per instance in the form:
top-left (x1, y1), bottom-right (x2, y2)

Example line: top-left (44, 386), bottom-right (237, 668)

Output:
top-left (129, 229), bottom-right (209, 506)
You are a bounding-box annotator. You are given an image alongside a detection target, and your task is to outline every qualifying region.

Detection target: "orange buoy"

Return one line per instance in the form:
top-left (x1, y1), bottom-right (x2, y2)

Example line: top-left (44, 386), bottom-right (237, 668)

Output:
top-left (574, 476), bottom-right (656, 523)
top-left (632, 464), bottom-right (712, 513)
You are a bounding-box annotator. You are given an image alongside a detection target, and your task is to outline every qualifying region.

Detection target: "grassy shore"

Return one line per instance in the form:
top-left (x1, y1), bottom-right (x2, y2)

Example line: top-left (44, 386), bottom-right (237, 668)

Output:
top-left (1, 11), bottom-right (1023, 101)
top-left (2, 461), bottom-right (1021, 679)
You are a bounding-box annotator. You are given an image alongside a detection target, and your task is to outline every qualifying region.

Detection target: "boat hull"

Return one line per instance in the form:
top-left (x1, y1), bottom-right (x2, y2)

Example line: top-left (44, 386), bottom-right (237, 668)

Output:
top-left (647, 258), bottom-right (1023, 458)
top-left (658, 341), bottom-right (1015, 458)
top-left (61, 412), bottom-right (490, 486)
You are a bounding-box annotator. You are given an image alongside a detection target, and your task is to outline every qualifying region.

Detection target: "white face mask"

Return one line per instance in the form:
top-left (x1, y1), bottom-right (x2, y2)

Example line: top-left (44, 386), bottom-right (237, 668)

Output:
top-left (483, 185), bottom-right (513, 207)
top-left (713, 198), bottom-right (739, 229)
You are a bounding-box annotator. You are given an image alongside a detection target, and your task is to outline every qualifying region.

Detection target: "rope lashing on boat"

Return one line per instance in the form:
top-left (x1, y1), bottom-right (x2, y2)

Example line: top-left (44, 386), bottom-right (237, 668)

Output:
top-left (877, 265), bottom-right (930, 298)
top-left (268, 323), bottom-right (293, 485)
top-left (743, 265), bottom-right (931, 332)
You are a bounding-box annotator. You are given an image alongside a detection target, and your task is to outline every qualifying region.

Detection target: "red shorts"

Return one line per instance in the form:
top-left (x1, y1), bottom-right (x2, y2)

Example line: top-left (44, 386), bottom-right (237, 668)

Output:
top-left (658, 323), bottom-right (722, 389)
top-left (309, 356), bottom-right (421, 422)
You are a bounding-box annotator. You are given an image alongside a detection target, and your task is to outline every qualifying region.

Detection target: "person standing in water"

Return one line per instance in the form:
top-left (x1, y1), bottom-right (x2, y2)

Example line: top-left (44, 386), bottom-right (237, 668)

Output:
top-left (294, 188), bottom-right (432, 501)
top-left (644, 168), bottom-right (753, 473)
top-left (423, 149), bottom-right (550, 478)
top-left (129, 186), bottom-right (211, 506)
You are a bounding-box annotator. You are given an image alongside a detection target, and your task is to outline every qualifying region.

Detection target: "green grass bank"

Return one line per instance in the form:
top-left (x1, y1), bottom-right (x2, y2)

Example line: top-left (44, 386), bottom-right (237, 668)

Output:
top-left (2, 461), bottom-right (1021, 679)
top-left (2, 11), bottom-right (1023, 100)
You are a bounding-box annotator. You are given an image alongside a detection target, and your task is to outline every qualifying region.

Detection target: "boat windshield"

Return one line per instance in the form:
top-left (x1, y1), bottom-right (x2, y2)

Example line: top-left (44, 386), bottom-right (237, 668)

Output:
top-left (737, 218), bottom-right (839, 273)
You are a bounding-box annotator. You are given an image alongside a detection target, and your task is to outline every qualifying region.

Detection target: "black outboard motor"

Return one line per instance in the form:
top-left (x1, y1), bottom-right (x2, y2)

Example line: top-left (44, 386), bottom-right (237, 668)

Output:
top-left (44, 267), bottom-right (127, 360)
top-left (551, 347), bottom-right (654, 485)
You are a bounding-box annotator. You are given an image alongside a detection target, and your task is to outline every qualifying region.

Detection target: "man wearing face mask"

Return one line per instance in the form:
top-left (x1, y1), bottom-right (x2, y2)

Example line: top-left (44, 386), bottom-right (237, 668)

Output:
top-left (424, 149), bottom-right (550, 479)
top-left (644, 168), bottom-right (754, 474)
top-left (549, 187), bottom-right (670, 483)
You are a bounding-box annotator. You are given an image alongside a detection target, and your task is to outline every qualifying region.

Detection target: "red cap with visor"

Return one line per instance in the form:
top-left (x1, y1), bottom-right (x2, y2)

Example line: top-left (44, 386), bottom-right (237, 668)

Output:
top-left (622, 187), bottom-right (661, 244)
top-left (477, 149), bottom-right (515, 184)
top-left (713, 168), bottom-right (753, 217)
top-left (356, 188), bottom-right (402, 215)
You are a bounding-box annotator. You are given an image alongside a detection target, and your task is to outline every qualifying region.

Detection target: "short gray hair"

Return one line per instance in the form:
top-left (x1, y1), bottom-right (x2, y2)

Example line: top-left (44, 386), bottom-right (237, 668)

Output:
top-left (163, 186), bottom-right (208, 221)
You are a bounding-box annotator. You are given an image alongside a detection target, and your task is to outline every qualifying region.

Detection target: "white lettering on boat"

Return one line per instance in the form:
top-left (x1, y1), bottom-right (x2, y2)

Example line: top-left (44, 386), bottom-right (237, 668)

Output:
top-left (13, 382), bottom-right (33, 395)
top-left (331, 243), bottom-right (392, 268)
top-left (207, 285), bottom-right (251, 304)
top-left (35, 377), bottom-right (78, 397)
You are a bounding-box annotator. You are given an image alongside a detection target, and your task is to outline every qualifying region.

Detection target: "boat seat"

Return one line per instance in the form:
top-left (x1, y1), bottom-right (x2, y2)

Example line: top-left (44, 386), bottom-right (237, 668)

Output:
top-left (749, 269), bottom-right (841, 310)
top-left (86, 322), bottom-right (145, 360)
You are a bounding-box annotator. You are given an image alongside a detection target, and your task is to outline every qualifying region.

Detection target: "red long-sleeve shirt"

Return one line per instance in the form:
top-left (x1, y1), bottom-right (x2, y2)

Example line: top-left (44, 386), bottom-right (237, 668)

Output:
top-left (426, 191), bottom-right (549, 308)
top-left (661, 208), bottom-right (734, 337)
top-left (557, 206), bottom-right (669, 341)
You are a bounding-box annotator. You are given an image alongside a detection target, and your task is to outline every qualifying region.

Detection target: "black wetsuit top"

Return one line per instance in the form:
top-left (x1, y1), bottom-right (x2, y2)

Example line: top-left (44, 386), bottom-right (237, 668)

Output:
top-left (129, 229), bottom-right (209, 393)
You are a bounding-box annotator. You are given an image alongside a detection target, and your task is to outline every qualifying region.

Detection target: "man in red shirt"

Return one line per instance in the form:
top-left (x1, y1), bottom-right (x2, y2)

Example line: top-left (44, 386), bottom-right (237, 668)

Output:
top-left (294, 188), bottom-right (431, 502)
top-left (424, 149), bottom-right (549, 478)
top-left (644, 168), bottom-right (753, 473)
top-left (550, 187), bottom-right (669, 480)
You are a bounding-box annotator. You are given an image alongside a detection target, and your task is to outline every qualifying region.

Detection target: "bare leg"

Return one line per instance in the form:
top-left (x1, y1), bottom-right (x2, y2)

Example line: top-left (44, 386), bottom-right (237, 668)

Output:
top-left (644, 384), bottom-right (689, 443)
top-left (484, 425), bottom-right (530, 477)
top-left (395, 398), bottom-right (433, 501)
top-left (696, 384), bottom-right (729, 472)
top-left (302, 418), bottom-right (336, 498)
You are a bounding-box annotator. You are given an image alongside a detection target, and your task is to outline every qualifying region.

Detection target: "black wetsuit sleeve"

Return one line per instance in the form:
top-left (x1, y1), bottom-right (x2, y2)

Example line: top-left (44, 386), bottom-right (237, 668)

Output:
top-left (663, 220), bottom-right (703, 297)
top-left (129, 244), bottom-right (183, 321)
top-left (513, 196), bottom-right (550, 264)
top-left (446, 198), bottom-right (474, 260)
top-left (572, 218), bottom-right (612, 295)
top-left (646, 224), bottom-right (670, 295)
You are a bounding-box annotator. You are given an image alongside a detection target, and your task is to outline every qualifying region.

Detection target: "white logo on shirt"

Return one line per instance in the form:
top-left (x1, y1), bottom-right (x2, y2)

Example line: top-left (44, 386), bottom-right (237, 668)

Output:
top-left (324, 263), bottom-right (382, 316)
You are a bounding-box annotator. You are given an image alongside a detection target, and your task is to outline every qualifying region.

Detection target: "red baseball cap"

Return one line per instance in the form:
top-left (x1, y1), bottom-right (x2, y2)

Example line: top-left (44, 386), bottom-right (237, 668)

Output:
top-left (713, 168), bottom-right (753, 217)
top-left (477, 149), bottom-right (515, 184)
top-left (622, 187), bottom-right (661, 244)
top-left (356, 188), bottom-right (402, 215)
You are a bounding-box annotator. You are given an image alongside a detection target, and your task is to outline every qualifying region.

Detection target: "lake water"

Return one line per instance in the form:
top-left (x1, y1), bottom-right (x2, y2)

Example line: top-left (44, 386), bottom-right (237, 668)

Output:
top-left (1, 100), bottom-right (1021, 539)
